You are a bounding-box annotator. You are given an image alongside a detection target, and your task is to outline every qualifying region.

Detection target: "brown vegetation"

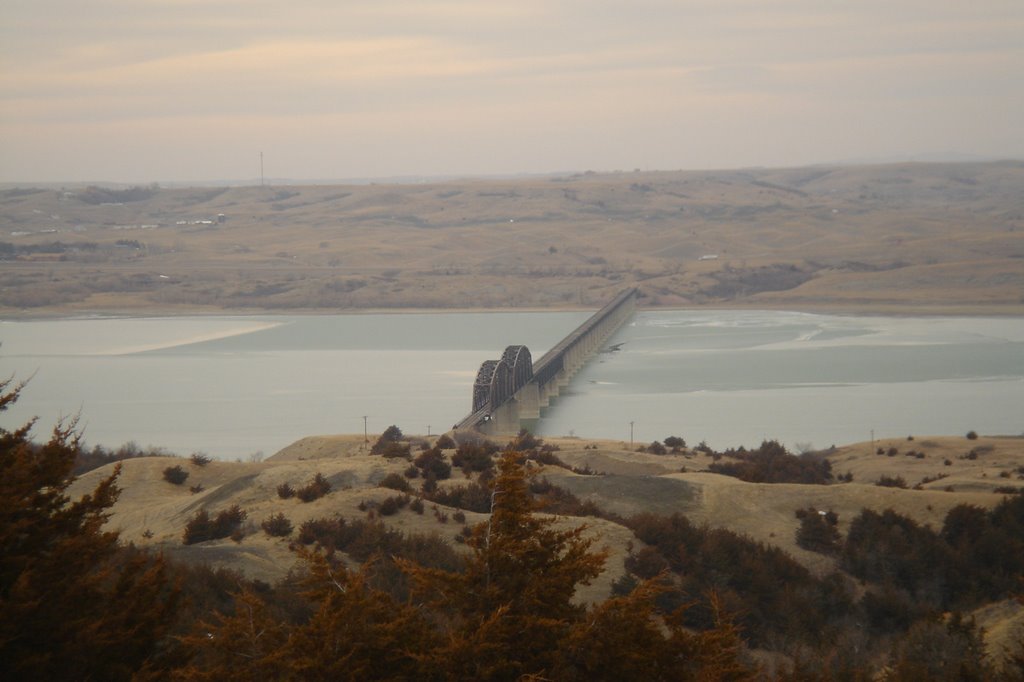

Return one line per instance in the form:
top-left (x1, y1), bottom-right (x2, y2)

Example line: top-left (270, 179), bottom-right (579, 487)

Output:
top-left (10, 387), bottom-right (1024, 679)
top-left (3, 161), bottom-right (1023, 316)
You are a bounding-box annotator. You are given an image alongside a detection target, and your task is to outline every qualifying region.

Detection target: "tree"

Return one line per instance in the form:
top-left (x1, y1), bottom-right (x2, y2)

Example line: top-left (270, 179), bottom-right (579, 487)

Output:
top-left (172, 588), bottom-right (289, 681)
top-left (0, 377), bottom-right (177, 680)
top-left (403, 448), bottom-right (608, 678)
top-left (796, 508), bottom-right (841, 555)
top-left (279, 550), bottom-right (434, 680)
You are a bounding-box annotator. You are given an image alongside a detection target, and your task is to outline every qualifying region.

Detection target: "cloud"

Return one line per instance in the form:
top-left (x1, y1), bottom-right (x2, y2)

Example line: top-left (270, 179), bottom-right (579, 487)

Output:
top-left (1, 0), bottom-right (1022, 181)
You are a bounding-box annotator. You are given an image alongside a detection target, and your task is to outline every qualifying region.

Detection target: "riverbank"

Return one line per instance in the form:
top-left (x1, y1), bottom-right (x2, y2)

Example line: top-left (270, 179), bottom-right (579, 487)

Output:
top-left (4, 299), bottom-right (1024, 321)
top-left (3, 162), bottom-right (1022, 317)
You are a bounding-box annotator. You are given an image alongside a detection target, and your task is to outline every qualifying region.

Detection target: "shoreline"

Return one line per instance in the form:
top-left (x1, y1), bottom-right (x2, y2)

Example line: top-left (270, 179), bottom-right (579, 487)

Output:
top-left (4, 300), bottom-right (1024, 321)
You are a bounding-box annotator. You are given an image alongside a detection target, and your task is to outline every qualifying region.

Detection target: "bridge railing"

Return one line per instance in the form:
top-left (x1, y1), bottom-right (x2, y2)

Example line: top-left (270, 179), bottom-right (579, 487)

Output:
top-left (530, 287), bottom-right (637, 383)
top-left (454, 288), bottom-right (637, 433)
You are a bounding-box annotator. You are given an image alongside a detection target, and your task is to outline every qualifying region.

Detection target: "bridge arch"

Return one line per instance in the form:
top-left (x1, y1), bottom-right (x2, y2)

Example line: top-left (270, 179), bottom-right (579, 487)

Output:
top-left (472, 360), bottom-right (498, 413)
top-left (501, 345), bottom-right (533, 394)
top-left (472, 358), bottom-right (514, 413)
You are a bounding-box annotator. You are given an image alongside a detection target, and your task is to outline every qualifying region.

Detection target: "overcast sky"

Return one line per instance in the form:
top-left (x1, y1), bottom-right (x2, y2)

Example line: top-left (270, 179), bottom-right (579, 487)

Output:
top-left (2, 1), bottom-right (1022, 183)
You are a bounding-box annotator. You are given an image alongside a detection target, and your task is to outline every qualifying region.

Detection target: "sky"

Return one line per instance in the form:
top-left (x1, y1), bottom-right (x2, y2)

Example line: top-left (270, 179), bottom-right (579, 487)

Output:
top-left (1, 1), bottom-right (1022, 183)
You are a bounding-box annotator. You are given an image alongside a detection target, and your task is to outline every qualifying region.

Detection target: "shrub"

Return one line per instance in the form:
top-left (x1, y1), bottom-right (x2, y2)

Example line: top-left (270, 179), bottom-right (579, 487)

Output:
top-left (795, 508), bottom-right (841, 554)
top-left (452, 442), bottom-right (497, 474)
top-left (709, 440), bottom-right (833, 484)
top-left (378, 495), bottom-right (409, 516)
top-left (163, 464), bottom-right (189, 485)
top-left (277, 482), bottom-right (295, 499)
top-left (409, 497), bottom-right (425, 514)
top-left (966, 430), bottom-right (979, 440)
top-left (434, 433), bottom-right (457, 449)
top-left (189, 484), bottom-right (204, 494)
top-left (183, 505), bottom-right (247, 545)
top-left (371, 425), bottom-right (404, 454)
top-left (379, 472), bottom-right (413, 493)
top-left (378, 441), bottom-right (411, 459)
top-left (297, 473), bottom-right (332, 502)
top-left (645, 441), bottom-right (667, 455)
top-left (190, 452), bottom-right (212, 467)
top-left (876, 475), bottom-right (908, 488)
top-left (663, 435), bottom-right (686, 451)
top-left (509, 429), bottom-right (542, 451)
top-left (426, 482), bottom-right (491, 513)
top-left (261, 512), bottom-right (293, 537)
top-left (414, 448), bottom-right (452, 480)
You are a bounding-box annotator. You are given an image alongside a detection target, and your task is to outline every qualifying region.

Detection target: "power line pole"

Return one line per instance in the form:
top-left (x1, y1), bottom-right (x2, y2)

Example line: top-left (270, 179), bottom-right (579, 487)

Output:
top-left (259, 151), bottom-right (265, 186)
top-left (363, 415), bottom-right (368, 443)
top-left (630, 421), bottom-right (634, 449)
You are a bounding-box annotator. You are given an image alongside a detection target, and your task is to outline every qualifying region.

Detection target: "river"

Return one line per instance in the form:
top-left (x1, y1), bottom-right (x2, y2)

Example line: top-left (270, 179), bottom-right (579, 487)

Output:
top-left (1, 310), bottom-right (1021, 459)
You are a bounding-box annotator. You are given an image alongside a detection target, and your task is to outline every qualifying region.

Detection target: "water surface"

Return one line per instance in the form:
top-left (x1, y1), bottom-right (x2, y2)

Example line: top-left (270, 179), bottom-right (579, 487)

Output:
top-left (1, 310), bottom-right (1021, 458)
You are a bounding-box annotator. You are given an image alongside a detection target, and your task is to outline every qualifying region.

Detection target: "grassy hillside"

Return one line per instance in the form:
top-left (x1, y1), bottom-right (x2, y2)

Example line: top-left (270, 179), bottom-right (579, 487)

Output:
top-left (68, 431), bottom-right (1024, 669)
top-left (3, 161), bottom-right (1023, 315)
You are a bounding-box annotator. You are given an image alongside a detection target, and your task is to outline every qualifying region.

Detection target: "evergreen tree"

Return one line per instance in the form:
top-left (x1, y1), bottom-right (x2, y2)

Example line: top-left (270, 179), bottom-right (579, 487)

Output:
top-left (404, 448), bottom-right (607, 678)
top-left (0, 377), bottom-right (177, 680)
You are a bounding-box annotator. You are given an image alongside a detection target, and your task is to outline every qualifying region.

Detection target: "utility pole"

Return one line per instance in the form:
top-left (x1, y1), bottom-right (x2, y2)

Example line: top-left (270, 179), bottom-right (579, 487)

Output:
top-left (363, 415), bottom-right (368, 443)
top-left (630, 421), bottom-right (634, 449)
top-left (260, 151), bottom-right (265, 187)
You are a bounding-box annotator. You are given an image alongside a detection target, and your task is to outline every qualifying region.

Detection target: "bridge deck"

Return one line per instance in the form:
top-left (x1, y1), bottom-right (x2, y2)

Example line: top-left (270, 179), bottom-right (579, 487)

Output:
top-left (454, 288), bottom-right (636, 433)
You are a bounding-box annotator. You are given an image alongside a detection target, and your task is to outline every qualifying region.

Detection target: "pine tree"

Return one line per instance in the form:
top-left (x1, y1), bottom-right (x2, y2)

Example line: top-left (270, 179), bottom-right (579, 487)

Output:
top-left (172, 588), bottom-right (290, 682)
top-left (403, 448), bottom-right (608, 679)
top-left (0, 377), bottom-right (177, 680)
top-left (281, 550), bottom-right (435, 681)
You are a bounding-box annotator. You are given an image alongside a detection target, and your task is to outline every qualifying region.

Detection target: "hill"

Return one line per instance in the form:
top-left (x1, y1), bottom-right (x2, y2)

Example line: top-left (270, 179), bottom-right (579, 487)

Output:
top-left (68, 431), bottom-right (1024, 669)
top-left (3, 161), bottom-right (1023, 315)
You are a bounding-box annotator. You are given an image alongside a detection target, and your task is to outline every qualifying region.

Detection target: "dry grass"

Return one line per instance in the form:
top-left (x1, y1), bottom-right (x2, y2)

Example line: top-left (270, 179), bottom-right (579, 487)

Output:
top-left (67, 431), bottom-right (1024, 652)
top-left (3, 161), bottom-right (1023, 316)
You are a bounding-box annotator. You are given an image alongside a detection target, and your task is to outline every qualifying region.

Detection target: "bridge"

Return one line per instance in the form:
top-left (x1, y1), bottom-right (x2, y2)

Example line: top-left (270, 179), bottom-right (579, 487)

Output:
top-left (455, 288), bottom-right (637, 436)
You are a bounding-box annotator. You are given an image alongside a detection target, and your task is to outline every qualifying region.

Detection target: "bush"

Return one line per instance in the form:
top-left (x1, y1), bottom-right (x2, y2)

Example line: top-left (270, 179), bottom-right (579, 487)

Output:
top-left (709, 440), bottom-right (833, 484)
top-left (426, 481), bottom-right (491, 513)
top-left (378, 441), bottom-right (411, 459)
top-left (163, 464), bottom-right (189, 485)
top-left (378, 495), bottom-right (409, 517)
top-left (277, 482), bottom-right (295, 499)
top-left (795, 508), bottom-right (841, 554)
top-left (190, 452), bottom-right (212, 467)
top-left (876, 475), bottom-right (908, 488)
top-left (663, 435), bottom-right (686, 451)
top-left (371, 425), bottom-right (405, 454)
top-left (414, 448), bottom-right (452, 480)
top-left (451, 441), bottom-right (497, 474)
top-left (378, 472), bottom-right (413, 493)
top-left (645, 441), bottom-right (667, 455)
top-left (261, 512), bottom-right (293, 537)
top-left (434, 433), bottom-right (457, 449)
top-left (966, 430), bottom-right (979, 440)
top-left (297, 473), bottom-right (332, 502)
top-left (183, 505), bottom-right (247, 545)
